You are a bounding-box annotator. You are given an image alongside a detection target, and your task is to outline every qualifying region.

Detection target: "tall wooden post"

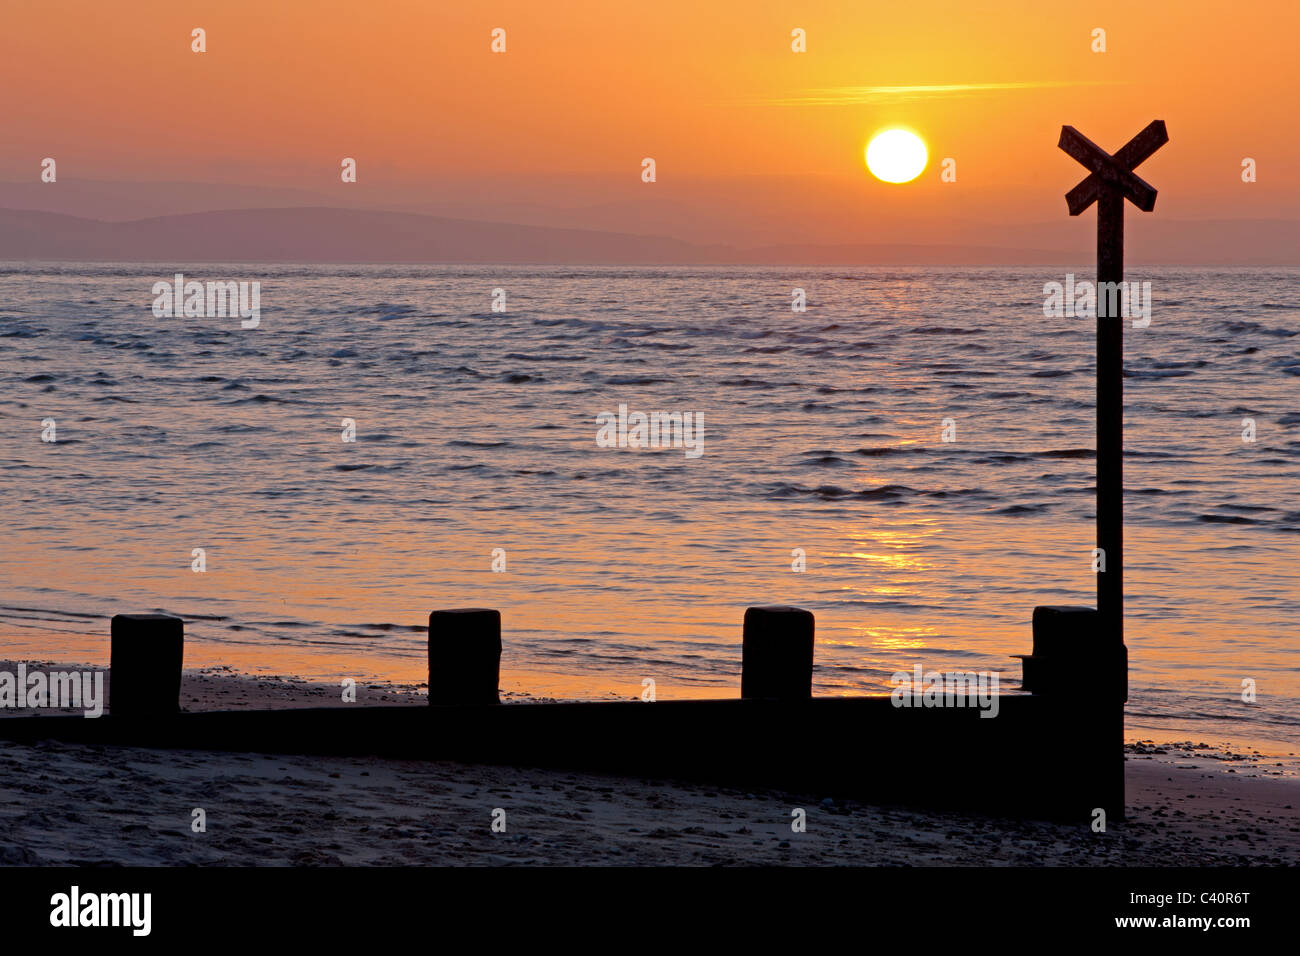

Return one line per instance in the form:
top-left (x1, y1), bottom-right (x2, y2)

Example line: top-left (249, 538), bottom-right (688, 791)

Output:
top-left (1096, 189), bottom-right (1124, 639)
top-left (1059, 120), bottom-right (1168, 647)
top-left (1057, 121), bottom-right (1166, 821)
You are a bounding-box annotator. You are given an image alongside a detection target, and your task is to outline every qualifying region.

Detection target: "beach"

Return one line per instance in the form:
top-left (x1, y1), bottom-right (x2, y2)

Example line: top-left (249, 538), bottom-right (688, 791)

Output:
top-left (0, 663), bottom-right (1294, 866)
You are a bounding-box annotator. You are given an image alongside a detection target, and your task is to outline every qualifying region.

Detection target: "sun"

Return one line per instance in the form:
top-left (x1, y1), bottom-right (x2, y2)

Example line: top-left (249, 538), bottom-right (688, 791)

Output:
top-left (865, 129), bottom-right (928, 183)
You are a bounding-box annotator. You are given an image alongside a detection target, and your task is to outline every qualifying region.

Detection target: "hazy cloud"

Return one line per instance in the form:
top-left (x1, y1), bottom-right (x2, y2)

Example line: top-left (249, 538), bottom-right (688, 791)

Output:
top-left (766, 81), bottom-right (1120, 106)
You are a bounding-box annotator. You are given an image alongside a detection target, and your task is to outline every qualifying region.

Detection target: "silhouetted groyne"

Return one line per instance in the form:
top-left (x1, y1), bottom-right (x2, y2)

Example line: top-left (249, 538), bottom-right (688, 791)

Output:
top-left (0, 605), bottom-right (1126, 823)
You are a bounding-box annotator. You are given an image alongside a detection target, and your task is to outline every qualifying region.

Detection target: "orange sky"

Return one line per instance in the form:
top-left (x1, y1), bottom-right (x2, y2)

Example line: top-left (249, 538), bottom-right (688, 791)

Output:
top-left (2, 0), bottom-right (1297, 243)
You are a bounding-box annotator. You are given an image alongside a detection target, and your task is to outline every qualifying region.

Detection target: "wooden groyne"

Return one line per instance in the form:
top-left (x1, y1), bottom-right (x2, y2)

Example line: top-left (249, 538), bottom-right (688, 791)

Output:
top-left (0, 604), bottom-right (1126, 822)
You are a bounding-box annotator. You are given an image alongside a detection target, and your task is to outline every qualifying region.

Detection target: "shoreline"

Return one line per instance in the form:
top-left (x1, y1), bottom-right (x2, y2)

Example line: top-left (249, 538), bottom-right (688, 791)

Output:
top-left (0, 660), bottom-right (1296, 865)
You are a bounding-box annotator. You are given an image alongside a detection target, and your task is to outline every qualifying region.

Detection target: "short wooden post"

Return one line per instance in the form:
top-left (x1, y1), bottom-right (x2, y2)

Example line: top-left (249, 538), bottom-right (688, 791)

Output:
top-left (428, 608), bottom-right (501, 705)
top-left (109, 613), bottom-right (184, 717)
top-left (1023, 604), bottom-right (1127, 820)
top-left (1022, 605), bottom-right (1130, 700)
top-left (741, 606), bottom-right (814, 700)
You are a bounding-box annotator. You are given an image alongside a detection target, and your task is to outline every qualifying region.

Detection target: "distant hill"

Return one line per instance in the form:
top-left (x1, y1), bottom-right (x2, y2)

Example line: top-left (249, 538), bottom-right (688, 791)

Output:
top-left (0, 206), bottom-right (1295, 265)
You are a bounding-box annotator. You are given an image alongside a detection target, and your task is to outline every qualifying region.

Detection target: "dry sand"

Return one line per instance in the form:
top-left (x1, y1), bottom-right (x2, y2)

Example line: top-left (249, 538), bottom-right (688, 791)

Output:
top-left (0, 664), bottom-right (1296, 866)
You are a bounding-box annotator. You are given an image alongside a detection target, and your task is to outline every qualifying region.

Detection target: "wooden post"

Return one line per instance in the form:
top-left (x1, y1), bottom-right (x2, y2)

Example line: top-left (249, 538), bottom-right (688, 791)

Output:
top-left (428, 608), bottom-right (501, 705)
top-left (1096, 190), bottom-right (1124, 644)
top-left (1060, 119), bottom-right (1168, 648)
top-left (1023, 605), bottom-right (1129, 700)
top-left (1057, 120), bottom-right (1166, 821)
top-left (109, 613), bottom-right (184, 717)
top-left (741, 606), bottom-right (814, 699)
top-left (1023, 605), bottom-right (1127, 820)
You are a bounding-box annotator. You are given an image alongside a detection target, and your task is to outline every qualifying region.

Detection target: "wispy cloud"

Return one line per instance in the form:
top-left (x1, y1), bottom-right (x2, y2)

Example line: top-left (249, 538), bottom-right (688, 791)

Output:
top-left (766, 81), bottom-right (1119, 106)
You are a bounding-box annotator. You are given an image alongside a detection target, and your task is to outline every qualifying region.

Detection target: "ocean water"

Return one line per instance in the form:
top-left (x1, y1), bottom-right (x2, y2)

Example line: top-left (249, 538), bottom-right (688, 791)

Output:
top-left (1, 263), bottom-right (1297, 755)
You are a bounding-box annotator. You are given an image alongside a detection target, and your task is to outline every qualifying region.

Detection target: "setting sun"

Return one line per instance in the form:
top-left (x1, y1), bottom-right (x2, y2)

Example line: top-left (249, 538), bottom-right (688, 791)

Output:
top-left (865, 129), bottom-right (928, 184)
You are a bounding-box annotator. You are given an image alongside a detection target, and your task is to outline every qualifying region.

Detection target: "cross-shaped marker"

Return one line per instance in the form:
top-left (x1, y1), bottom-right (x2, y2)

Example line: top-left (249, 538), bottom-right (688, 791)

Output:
top-left (1061, 121), bottom-right (1168, 215)
top-left (1059, 120), bottom-right (1168, 651)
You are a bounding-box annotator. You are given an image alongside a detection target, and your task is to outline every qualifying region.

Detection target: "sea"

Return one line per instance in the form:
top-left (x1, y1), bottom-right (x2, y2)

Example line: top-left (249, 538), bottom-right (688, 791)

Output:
top-left (1, 263), bottom-right (1297, 759)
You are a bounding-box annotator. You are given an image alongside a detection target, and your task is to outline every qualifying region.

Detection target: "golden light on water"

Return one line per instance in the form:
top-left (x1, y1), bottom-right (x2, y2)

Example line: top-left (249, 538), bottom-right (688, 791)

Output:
top-left (865, 129), bottom-right (928, 183)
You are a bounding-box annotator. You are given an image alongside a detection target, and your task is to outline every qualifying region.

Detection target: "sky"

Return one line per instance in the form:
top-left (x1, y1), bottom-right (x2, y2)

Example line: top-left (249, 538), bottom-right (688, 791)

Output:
top-left (2, 0), bottom-right (1297, 249)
